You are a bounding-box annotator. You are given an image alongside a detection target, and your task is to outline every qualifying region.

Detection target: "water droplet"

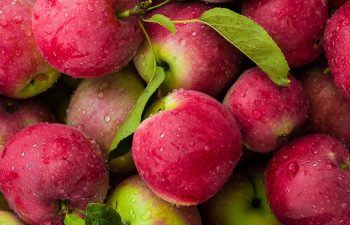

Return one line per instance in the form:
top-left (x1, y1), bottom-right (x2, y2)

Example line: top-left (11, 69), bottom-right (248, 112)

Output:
top-left (98, 92), bottom-right (104, 99)
top-left (341, 203), bottom-right (348, 209)
top-left (12, 15), bottom-right (22, 23)
top-left (191, 31), bottom-right (197, 36)
top-left (253, 110), bottom-right (261, 119)
top-left (104, 115), bottom-right (111, 123)
top-left (160, 133), bottom-right (165, 138)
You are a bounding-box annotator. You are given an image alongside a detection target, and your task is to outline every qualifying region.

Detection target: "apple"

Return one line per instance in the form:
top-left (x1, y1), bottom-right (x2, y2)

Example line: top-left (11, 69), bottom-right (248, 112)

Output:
top-left (223, 67), bottom-right (308, 153)
top-left (242, 0), bottom-right (328, 67)
top-left (32, 0), bottom-right (143, 78)
top-left (302, 64), bottom-right (350, 148)
top-left (67, 66), bottom-right (144, 176)
top-left (0, 0), bottom-right (60, 99)
top-left (201, 163), bottom-right (281, 225)
top-left (132, 89), bottom-right (242, 205)
top-left (324, 2), bottom-right (350, 100)
top-left (107, 175), bottom-right (202, 225)
top-left (0, 96), bottom-right (54, 150)
top-left (133, 1), bottom-right (243, 97)
top-left (0, 123), bottom-right (109, 225)
top-left (266, 134), bottom-right (350, 225)
top-left (0, 211), bottom-right (23, 225)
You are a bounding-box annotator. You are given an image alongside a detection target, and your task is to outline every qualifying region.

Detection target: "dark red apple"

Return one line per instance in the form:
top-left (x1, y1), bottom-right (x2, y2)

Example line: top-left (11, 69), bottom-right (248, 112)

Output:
top-left (32, 0), bottom-right (143, 78)
top-left (266, 134), bottom-right (350, 225)
top-left (223, 67), bottom-right (308, 153)
top-left (0, 96), bottom-right (54, 150)
top-left (0, 124), bottom-right (109, 225)
top-left (242, 0), bottom-right (328, 67)
top-left (303, 65), bottom-right (350, 148)
top-left (132, 90), bottom-right (242, 205)
top-left (134, 1), bottom-right (243, 97)
top-left (0, 0), bottom-right (60, 99)
top-left (324, 2), bottom-right (350, 100)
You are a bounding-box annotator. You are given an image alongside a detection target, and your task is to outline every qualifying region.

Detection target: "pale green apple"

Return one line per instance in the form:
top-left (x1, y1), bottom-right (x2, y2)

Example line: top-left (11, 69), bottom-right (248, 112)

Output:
top-left (0, 211), bottom-right (23, 225)
top-left (107, 176), bottom-right (201, 225)
top-left (201, 164), bottom-right (281, 225)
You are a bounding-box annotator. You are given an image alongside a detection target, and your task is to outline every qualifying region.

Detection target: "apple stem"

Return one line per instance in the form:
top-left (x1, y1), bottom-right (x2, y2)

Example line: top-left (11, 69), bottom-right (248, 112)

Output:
top-left (117, 0), bottom-right (153, 18)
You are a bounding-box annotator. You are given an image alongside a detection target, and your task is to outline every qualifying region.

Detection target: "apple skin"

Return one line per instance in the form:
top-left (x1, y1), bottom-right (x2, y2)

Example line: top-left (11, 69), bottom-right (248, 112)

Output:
top-left (67, 66), bottom-right (144, 176)
top-left (266, 134), bottom-right (350, 225)
top-left (134, 2), bottom-right (243, 97)
top-left (242, 0), bottom-right (328, 68)
top-left (302, 65), bottom-right (350, 148)
top-left (223, 67), bottom-right (308, 153)
top-left (0, 211), bottom-right (23, 225)
top-left (132, 89), bottom-right (242, 205)
top-left (32, 0), bottom-right (143, 78)
top-left (201, 163), bottom-right (281, 225)
top-left (0, 96), bottom-right (54, 150)
top-left (324, 2), bottom-right (350, 100)
top-left (107, 175), bottom-right (202, 225)
top-left (0, 123), bottom-right (109, 225)
top-left (0, 0), bottom-right (60, 99)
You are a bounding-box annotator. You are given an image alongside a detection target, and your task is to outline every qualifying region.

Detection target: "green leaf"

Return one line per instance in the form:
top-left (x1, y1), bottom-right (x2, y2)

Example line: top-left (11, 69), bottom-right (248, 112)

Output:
top-left (64, 214), bottom-right (85, 225)
top-left (144, 14), bottom-right (177, 34)
top-left (85, 203), bottom-right (124, 225)
top-left (109, 66), bottom-right (166, 157)
top-left (198, 7), bottom-right (290, 86)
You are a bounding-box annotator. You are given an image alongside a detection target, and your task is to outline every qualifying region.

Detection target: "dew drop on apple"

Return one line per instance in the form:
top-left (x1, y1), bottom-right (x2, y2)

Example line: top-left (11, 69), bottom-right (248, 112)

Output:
top-left (97, 92), bottom-right (104, 99)
top-left (287, 161), bottom-right (299, 180)
top-left (160, 133), bottom-right (165, 138)
top-left (104, 114), bottom-right (111, 123)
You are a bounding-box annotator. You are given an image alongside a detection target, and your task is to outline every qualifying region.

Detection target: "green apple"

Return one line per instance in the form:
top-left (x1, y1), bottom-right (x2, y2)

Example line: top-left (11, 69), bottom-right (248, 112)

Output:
top-left (201, 164), bottom-right (281, 225)
top-left (107, 176), bottom-right (201, 225)
top-left (0, 211), bottom-right (23, 225)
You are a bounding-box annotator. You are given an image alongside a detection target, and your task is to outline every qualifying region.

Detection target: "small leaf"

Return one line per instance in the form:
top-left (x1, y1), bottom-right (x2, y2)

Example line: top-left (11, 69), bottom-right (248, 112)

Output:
top-left (144, 14), bottom-right (177, 34)
top-left (109, 66), bottom-right (166, 156)
top-left (199, 7), bottom-right (290, 86)
top-left (85, 203), bottom-right (123, 225)
top-left (64, 214), bottom-right (85, 225)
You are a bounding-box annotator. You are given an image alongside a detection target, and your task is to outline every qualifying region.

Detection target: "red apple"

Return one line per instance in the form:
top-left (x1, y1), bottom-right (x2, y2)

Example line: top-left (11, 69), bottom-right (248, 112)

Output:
top-left (302, 65), bottom-right (350, 148)
top-left (32, 0), bottom-right (143, 78)
top-left (67, 66), bottom-right (144, 176)
top-left (0, 0), bottom-right (60, 99)
top-left (0, 124), bottom-right (109, 225)
top-left (266, 134), bottom-right (350, 225)
top-left (223, 67), bottom-right (308, 153)
top-left (134, 1), bottom-right (243, 97)
top-left (132, 90), bottom-right (242, 205)
top-left (242, 0), bottom-right (328, 67)
top-left (324, 2), bottom-right (350, 100)
top-left (0, 96), bottom-right (54, 150)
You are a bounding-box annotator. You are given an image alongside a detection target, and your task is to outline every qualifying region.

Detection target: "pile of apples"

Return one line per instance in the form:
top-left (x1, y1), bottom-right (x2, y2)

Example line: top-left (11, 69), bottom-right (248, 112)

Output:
top-left (1, 0), bottom-right (350, 224)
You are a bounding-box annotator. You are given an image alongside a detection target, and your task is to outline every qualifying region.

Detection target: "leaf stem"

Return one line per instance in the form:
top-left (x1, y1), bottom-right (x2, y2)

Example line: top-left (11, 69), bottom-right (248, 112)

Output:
top-left (147, 0), bottom-right (172, 11)
top-left (172, 19), bottom-right (200, 24)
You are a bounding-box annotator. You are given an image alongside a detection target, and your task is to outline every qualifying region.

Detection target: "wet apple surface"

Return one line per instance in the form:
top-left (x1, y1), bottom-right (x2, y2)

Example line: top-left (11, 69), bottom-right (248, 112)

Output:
top-left (0, 0), bottom-right (349, 224)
